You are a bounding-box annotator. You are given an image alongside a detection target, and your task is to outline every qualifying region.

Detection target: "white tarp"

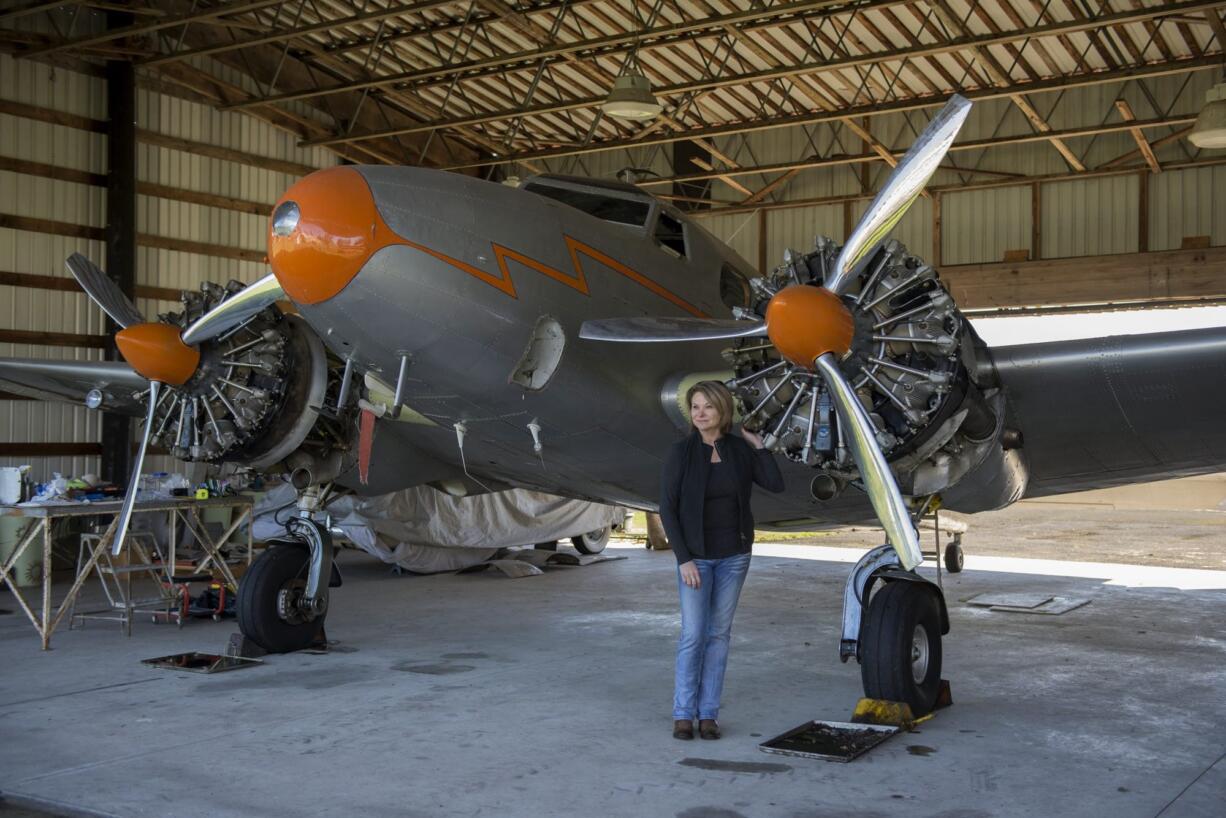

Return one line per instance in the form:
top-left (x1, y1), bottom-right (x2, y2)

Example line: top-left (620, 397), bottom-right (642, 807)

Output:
top-left (251, 483), bottom-right (625, 574)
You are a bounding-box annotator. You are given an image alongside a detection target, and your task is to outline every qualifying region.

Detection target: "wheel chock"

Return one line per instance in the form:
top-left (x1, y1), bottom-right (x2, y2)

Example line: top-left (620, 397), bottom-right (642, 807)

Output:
top-left (226, 632), bottom-right (268, 659)
top-left (851, 681), bottom-right (953, 730)
top-left (225, 623), bottom-right (328, 658)
top-left (851, 698), bottom-right (916, 729)
top-left (934, 679), bottom-right (954, 709)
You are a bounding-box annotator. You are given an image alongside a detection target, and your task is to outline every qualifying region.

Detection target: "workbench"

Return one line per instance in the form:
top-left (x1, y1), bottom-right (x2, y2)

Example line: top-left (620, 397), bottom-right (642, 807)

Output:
top-left (0, 496), bottom-right (253, 649)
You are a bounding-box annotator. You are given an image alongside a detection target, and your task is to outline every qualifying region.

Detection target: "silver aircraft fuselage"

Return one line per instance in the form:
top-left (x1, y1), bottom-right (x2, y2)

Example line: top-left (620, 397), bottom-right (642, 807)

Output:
top-left (272, 168), bottom-right (816, 515)
top-left (262, 166), bottom-right (1226, 529)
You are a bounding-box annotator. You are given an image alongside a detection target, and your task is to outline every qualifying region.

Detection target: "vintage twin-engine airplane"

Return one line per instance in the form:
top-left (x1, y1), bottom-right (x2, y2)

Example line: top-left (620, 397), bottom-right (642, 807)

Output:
top-left (4, 96), bottom-right (1226, 714)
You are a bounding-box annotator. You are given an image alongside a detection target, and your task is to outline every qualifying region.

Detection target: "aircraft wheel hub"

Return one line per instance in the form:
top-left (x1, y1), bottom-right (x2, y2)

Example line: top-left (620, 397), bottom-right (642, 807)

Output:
top-left (911, 623), bottom-right (930, 684)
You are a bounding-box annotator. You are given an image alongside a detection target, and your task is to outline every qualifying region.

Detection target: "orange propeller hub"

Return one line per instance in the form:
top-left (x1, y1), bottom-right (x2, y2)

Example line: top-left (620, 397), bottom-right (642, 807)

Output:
top-left (765, 285), bottom-right (855, 368)
top-left (115, 323), bottom-right (200, 386)
top-left (268, 166), bottom-right (401, 305)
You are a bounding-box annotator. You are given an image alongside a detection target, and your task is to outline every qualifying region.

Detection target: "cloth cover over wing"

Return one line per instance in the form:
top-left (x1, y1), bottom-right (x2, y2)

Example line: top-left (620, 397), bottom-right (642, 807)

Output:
top-left (250, 482), bottom-right (625, 573)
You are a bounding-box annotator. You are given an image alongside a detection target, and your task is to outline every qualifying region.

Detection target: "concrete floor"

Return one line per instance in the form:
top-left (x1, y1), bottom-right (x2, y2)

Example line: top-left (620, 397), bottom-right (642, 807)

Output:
top-left (2, 508), bottom-right (1225, 818)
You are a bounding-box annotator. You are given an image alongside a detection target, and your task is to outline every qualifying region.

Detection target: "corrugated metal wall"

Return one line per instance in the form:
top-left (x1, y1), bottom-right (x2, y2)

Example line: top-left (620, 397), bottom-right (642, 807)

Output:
top-left (0, 52), bottom-right (337, 482)
top-left (1, 53), bottom-right (109, 479)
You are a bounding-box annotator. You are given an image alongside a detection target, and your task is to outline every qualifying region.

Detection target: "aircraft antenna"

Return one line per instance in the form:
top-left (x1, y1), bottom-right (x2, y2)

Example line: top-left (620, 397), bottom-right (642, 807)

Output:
top-left (453, 422), bottom-right (494, 493)
top-left (527, 419), bottom-right (547, 470)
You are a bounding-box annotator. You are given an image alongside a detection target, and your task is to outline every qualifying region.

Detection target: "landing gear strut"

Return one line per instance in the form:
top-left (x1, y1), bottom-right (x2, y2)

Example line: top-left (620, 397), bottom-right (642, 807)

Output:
top-left (841, 544), bottom-right (950, 715)
top-left (237, 483), bottom-right (339, 653)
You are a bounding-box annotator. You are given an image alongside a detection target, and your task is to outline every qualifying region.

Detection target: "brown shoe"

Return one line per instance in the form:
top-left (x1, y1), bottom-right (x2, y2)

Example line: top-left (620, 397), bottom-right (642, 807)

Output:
top-left (673, 719), bottom-right (694, 740)
top-left (699, 719), bottom-right (721, 740)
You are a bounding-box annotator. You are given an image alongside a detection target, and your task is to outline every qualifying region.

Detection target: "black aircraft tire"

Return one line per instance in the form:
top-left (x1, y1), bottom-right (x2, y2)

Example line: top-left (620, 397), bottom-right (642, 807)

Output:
top-left (860, 581), bottom-right (943, 716)
top-left (572, 527), bottom-right (610, 555)
top-left (944, 542), bottom-right (964, 573)
top-left (237, 545), bottom-right (324, 654)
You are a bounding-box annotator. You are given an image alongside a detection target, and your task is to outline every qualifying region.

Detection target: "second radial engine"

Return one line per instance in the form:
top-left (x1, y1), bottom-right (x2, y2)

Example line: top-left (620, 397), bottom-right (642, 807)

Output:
top-left (725, 237), bottom-right (1024, 508)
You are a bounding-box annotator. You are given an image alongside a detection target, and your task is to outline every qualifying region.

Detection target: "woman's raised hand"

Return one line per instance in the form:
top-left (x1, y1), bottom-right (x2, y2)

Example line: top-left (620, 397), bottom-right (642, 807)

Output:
top-left (679, 561), bottom-right (701, 589)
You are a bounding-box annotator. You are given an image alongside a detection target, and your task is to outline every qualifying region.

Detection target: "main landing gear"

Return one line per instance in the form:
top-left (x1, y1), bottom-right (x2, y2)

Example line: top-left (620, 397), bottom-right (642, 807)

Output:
top-left (237, 482), bottom-right (342, 653)
top-left (840, 544), bottom-right (950, 715)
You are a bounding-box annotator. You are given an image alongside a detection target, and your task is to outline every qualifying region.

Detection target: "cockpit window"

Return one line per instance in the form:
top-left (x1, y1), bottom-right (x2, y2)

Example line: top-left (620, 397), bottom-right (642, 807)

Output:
top-left (522, 182), bottom-right (651, 227)
top-left (655, 212), bottom-right (686, 257)
top-left (720, 264), bottom-right (752, 309)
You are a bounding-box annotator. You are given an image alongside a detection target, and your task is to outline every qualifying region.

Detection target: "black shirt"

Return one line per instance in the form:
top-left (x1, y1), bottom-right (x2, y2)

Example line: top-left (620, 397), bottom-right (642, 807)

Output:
top-left (659, 431), bottom-right (786, 565)
top-left (702, 452), bottom-right (743, 559)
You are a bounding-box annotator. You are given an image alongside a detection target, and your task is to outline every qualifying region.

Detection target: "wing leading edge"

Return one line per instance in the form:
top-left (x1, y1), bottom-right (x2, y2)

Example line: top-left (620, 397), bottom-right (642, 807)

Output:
top-left (0, 357), bottom-right (149, 416)
top-left (992, 326), bottom-right (1226, 497)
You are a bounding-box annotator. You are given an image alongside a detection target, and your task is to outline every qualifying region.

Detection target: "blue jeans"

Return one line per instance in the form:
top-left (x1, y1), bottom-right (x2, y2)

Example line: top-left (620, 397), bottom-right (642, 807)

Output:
top-left (673, 552), bottom-right (751, 721)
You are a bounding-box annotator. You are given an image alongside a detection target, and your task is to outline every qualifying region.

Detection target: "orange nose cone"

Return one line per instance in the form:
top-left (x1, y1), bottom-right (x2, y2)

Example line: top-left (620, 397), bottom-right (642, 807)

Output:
top-left (115, 323), bottom-right (200, 385)
top-left (268, 166), bottom-right (400, 305)
top-left (765, 285), bottom-right (855, 368)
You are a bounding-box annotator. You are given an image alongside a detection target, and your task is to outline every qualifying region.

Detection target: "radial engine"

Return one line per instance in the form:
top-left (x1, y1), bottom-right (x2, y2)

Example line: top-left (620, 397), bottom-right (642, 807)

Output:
top-left (141, 281), bottom-right (353, 479)
top-left (726, 237), bottom-right (1024, 508)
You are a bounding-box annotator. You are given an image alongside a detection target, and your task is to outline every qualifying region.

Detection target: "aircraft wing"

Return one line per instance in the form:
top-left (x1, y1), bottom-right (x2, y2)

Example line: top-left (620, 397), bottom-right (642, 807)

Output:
top-left (0, 357), bottom-right (149, 416)
top-left (992, 326), bottom-right (1226, 498)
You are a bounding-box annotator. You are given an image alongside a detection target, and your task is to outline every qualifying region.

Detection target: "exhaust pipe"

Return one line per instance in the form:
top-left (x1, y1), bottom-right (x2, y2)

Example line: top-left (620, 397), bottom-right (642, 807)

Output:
top-left (810, 472), bottom-right (844, 502)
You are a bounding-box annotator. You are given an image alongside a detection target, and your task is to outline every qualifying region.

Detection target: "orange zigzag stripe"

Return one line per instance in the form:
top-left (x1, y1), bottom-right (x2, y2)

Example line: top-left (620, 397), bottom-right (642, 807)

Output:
top-left (398, 234), bottom-right (706, 318)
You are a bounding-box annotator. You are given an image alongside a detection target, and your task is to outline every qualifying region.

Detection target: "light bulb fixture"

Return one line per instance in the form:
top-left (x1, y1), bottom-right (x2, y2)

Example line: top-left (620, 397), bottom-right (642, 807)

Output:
top-left (1188, 81), bottom-right (1226, 149)
top-left (602, 72), bottom-right (661, 120)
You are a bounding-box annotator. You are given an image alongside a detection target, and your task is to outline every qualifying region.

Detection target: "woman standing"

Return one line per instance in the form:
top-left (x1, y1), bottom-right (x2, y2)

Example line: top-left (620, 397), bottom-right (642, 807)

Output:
top-left (659, 381), bottom-right (785, 740)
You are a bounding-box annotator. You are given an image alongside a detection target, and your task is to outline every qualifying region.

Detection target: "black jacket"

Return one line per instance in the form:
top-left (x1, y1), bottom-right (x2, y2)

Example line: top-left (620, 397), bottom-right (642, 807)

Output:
top-left (659, 430), bottom-right (785, 565)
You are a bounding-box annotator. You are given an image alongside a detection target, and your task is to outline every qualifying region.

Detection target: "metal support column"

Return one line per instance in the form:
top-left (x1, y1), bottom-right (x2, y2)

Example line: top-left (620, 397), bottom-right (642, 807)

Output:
top-left (100, 11), bottom-right (136, 487)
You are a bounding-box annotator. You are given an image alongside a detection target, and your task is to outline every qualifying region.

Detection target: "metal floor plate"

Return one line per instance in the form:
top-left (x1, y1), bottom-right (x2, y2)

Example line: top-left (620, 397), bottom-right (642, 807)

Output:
top-left (967, 592), bottom-right (1091, 615)
top-left (759, 719), bottom-right (899, 762)
top-left (141, 652), bottom-right (263, 673)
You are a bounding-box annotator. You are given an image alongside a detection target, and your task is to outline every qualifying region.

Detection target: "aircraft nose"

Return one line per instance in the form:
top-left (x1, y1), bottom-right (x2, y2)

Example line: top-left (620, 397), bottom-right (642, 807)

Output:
top-left (267, 166), bottom-right (399, 305)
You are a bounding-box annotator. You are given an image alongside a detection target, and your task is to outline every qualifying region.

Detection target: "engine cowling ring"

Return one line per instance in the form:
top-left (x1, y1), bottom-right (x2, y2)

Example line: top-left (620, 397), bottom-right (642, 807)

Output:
top-left (139, 282), bottom-right (331, 469)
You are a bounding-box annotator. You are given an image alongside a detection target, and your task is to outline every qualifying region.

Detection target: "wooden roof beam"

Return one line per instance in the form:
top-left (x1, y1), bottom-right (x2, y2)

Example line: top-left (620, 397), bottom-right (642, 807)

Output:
top-left (1114, 99), bottom-right (1164, 173)
top-left (1100, 126), bottom-right (1194, 168)
top-left (690, 156), bottom-right (755, 196)
top-left (1206, 8), bottom-right (1226, 45)
top-left (636, 114), bottom-right (1193, 188)
top-left (24, 0), bottom-right (281, 56)
top-left (303, 0), bottom-right (1226, 151)
top-left (444, 56), bottom-right (1222, 168)
top-left (929, 0), bottom-right (1085, 173)
top-left (247, 0), bottom-right (1224, 115)
top-left (718, 19), bottom-right (896, 204)
top-left (687, 156), bottom-right (1226, 218)
top-left (0, 0), bottom-right (85, 24)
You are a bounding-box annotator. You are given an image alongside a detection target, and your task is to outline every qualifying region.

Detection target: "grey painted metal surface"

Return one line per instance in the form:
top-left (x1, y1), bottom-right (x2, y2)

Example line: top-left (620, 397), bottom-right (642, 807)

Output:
top-left (992, 327), bottom-right (1226, 497)
top-left (0, 357), bottom-right (147, 415)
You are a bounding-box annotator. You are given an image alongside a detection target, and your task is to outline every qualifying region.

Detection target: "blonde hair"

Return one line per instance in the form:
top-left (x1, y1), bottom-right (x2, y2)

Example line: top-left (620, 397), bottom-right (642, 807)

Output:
top-left (686, 380), bottom-right (734, 435)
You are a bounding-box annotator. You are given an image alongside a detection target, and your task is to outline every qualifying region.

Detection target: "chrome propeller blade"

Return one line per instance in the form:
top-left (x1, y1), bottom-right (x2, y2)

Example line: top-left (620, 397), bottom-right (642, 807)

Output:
top-left (813, 352), bottom-right (922, 570)
top-left (181, 272), bottom-right (285, 346)
top-left (824, 95), bottom-right (972, 296)
top-left (112, 379), bottom-right (160, 556)
top-left (66, 253), bottom-right (145, 329)
top-left (579, 316), bottom-right (767, 343)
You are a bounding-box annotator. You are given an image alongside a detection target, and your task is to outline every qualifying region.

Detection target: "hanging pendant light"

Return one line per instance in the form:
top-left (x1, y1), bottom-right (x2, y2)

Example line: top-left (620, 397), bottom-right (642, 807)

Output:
top-left (1188, 82), bottom-right (1226, 149)
top-left (602, 72), bottom-right (662, 120)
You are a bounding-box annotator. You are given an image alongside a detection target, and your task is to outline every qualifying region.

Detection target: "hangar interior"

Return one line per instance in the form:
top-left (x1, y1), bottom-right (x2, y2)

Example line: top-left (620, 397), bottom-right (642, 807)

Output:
top-left (1, 0), bottom-right (1224, 478)
top-left (2, 2), bottom-right (1226, 817)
